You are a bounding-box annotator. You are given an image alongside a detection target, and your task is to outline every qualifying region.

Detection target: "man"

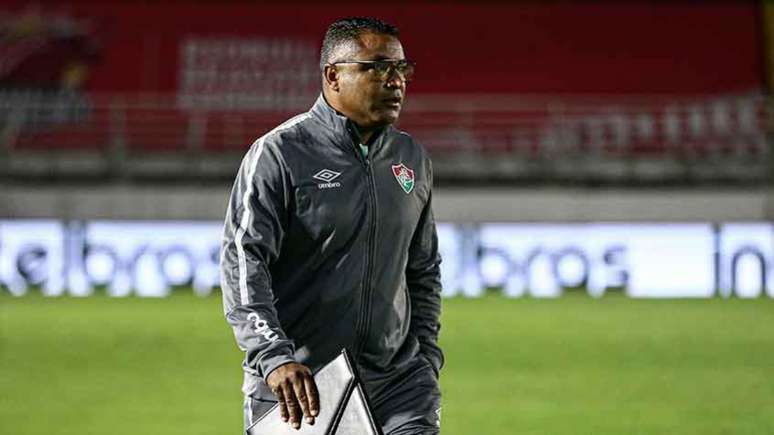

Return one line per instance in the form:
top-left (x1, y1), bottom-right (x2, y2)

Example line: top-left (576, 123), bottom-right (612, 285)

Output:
top-left (220, 17), bottom-right (443, 434)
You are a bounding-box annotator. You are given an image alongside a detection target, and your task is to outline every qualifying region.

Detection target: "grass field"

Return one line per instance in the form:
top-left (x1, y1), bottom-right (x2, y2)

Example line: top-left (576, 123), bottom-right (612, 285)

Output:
top-left (1, 292), bottom-right (773, 434)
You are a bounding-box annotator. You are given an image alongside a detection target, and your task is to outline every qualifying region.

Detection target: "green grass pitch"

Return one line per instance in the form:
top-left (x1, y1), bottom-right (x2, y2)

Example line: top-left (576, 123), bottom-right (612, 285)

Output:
top-left (1, 292), bottom-right (772, 434)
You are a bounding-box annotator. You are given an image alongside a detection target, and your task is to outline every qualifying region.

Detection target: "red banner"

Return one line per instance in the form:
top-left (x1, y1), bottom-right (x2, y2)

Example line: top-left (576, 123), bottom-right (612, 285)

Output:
top-left (0, 2), bottom-right (763, 96)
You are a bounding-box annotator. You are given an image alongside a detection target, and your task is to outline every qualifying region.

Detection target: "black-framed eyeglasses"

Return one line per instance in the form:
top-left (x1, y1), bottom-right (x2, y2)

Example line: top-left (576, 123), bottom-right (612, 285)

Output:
top-left (329, 59), bottom-right (416, 83)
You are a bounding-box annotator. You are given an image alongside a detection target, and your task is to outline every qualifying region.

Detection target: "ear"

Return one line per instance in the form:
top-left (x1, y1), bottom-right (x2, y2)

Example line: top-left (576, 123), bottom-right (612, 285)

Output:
top-left (323, 65), bottom-right (340, 92)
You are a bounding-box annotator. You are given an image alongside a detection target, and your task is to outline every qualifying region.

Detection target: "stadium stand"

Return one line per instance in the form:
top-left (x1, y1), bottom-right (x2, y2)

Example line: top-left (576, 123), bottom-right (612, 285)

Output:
top-left (0, 2), bottom-right (770, 185)
top-left (1, 91), bottom-right (769, 184)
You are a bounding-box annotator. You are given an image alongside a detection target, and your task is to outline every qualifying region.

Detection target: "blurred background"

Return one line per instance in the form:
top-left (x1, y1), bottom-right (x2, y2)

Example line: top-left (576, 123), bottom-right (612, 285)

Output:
top-left (1, 1), bottom-right (772, 434)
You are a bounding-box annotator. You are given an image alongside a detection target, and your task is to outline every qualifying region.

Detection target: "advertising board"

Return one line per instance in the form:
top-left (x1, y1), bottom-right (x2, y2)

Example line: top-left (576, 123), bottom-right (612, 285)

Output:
top-left (0, 220), bottom-right (771, 298)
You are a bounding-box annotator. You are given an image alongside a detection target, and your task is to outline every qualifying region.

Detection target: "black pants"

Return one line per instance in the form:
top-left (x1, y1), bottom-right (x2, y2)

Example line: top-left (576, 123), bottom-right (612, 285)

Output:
top-left (244, 357), bottom-right (441, 434)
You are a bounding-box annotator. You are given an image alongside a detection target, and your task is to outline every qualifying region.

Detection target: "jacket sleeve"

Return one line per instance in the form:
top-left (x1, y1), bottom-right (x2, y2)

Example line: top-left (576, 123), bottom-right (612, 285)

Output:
top-left (220, 138), bottom-right (296, 381)
top-left (406, 158), bottom-right (444, 376)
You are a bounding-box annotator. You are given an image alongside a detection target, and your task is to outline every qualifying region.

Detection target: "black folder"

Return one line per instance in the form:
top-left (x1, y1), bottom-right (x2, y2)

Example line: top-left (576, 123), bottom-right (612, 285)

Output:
top-left (247, 349), bottom-right (383, 435)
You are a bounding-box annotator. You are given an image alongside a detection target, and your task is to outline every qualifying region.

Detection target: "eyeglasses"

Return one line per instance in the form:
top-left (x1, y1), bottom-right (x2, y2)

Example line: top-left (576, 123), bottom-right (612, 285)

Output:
top-left (329, 59), bottom-right (416, 83)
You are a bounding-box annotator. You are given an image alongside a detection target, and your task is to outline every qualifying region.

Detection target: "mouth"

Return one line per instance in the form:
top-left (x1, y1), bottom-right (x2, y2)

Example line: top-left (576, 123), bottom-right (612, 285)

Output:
top-left (382, 97), bottom-right (403, 109)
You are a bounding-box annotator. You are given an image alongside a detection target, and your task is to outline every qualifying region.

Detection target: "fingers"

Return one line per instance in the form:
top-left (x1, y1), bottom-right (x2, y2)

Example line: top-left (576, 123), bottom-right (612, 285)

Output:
top-left (274, 387), bottom-right (289, 424)
top-left (267, 363), bottom-right (320, 430)
top-left (305, 374), bottom-right (320, 418)
top-left (281, 381), bottom-right (302, 429)
top-left (291, 371), bottom-right (318, 425)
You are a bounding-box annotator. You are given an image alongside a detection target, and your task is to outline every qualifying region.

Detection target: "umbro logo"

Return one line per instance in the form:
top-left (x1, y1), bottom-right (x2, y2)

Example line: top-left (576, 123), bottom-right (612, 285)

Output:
top-left (247, 312), bottom-right (278, 343)
top-left (313, 169), bottom-right (341, 182)
top-left (313, 169), bottom-right (342, 189)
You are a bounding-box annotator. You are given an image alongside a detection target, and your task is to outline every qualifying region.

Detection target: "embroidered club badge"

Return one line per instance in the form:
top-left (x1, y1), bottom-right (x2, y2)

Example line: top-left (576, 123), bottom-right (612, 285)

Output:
top-left (391, 163), bottom-right (415, 194)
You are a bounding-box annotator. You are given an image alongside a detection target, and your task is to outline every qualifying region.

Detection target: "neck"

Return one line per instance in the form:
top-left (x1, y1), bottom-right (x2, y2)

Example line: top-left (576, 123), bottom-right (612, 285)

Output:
top-left (357, 126), bottom-right (377, 145)
top-left (323, 91), bottom-right (380, 144)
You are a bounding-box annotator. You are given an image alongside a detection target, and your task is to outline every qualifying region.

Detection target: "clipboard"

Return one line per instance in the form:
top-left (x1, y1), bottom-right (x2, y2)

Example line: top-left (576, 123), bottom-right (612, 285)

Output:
top-left (247, 349), bottom-right (383, 435)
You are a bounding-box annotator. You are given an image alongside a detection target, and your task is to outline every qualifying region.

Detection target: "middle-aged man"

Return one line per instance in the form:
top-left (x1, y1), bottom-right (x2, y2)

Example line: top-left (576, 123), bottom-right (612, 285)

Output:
top-left (220, 17), bottom-right (444, 434)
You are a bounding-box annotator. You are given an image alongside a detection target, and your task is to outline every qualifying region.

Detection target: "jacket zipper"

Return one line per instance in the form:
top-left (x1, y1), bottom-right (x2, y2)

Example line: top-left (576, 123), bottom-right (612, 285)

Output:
top-left (352, 140), bottom-right (378, 359)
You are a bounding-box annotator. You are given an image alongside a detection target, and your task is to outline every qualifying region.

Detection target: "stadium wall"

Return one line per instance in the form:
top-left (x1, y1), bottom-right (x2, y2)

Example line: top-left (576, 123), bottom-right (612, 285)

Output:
top-left (1, 185), bottom-right (772, 222)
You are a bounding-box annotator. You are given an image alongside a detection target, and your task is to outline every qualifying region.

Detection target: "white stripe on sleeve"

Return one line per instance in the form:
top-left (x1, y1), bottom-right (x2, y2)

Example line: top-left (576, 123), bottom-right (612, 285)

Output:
top-left (235, 114), bottom-right (310, 305)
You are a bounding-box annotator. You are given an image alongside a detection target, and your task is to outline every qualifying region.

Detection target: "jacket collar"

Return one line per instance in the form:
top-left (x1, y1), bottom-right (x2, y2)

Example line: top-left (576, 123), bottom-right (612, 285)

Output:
top-left (310, 93), bottom-right (387, 146)
top-left (310, 94), bottom-right (352, 137)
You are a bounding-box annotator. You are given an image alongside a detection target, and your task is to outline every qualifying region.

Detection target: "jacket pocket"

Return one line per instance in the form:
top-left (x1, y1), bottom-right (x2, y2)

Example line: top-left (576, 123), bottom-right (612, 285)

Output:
top-left (369, 360), bottom-right (433, 410)
top-left (418, 351), bottom-right (440, 379)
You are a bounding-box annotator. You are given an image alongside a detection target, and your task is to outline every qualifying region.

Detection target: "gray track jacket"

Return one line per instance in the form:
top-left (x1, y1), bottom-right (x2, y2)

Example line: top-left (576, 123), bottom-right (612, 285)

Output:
top-left (220, 95), bottom-right (443, 398)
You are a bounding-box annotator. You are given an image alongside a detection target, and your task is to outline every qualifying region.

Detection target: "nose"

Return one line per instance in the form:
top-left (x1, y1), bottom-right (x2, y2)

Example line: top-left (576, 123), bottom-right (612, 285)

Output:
top-left (384, 68), bottom-right (406, 89)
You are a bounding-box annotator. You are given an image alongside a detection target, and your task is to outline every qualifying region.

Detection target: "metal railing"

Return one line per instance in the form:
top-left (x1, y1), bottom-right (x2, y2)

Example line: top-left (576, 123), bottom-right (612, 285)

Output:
top-left (1, 90), bottom-right (770, 184)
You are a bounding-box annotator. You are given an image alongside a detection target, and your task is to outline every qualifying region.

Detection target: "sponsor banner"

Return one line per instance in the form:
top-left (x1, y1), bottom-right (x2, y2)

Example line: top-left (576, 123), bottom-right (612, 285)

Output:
top-left (438, 223), bottom-right (718, 298)
top-left (81, 221), bottom-right (222, 297)
top-left (717, 223), bottom-right (774, 298)
top-left (0, 220), bottom-right (771, 298)
top-left (0, 220), bottom-right (65, 296)
top-left (0, 220), bottom-right (221, 297)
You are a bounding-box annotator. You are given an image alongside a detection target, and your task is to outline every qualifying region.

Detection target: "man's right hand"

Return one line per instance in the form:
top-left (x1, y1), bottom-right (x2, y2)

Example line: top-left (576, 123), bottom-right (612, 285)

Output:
top-left (266, 362), bottom-right (320, 430)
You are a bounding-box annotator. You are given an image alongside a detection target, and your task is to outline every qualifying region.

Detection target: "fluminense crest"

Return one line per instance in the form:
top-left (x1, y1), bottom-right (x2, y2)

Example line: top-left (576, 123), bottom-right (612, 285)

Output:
top-left (391, 163), bottom-right (415, 194)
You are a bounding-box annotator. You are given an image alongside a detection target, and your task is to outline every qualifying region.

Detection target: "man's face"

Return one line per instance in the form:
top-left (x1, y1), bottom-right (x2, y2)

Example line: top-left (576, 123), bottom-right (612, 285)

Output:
top-left (329, 32), bottom-right (408, 129)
